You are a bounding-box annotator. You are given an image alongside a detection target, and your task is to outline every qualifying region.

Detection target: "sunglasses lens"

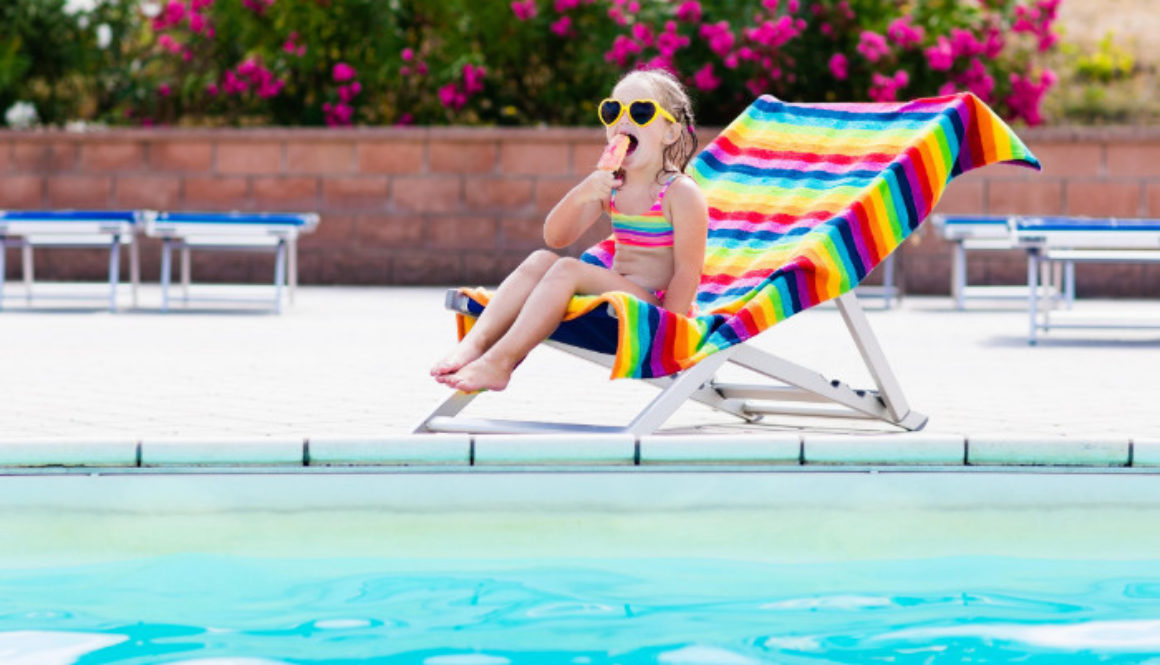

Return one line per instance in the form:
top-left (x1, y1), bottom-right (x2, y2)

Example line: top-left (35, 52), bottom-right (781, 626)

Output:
top-left (599, 100), bottom-right (622, 126)
top-left (629, 100), bottom-right (658, 125)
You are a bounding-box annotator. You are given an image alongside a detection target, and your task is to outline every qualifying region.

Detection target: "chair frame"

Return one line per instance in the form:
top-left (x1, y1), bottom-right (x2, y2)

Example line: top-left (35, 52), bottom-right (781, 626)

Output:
top-left (414, 289), bottom-right (928, 436)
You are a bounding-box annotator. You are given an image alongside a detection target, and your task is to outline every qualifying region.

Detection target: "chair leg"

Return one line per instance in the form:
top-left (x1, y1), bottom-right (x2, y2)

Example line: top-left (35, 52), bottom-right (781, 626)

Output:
top-left (413, 391), bottom-right (482, 433)
top-left (108, 236), bottom-right (121, 313)
top-left (160, 240), bottom-right (172, 313)
top-left (0, 239), bottom-right (6, 311)
top-left (22, 242), bottom-right (33, 304)
top-left (130, 235), bottom-right (141, 308)
top-left (181, 246), bottom-right (191, 305)
top-left (834, 292), bottom-right (912, 424)
top-left (624, 348), bottom-right (737, 436)
top-left (273, 239), bottom-right (287, 314)
top-left (288, 237), bottom-right (298, 306)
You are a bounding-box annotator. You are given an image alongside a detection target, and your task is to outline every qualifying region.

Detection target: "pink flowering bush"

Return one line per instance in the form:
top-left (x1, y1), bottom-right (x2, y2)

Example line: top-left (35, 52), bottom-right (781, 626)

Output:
top-left (4, 0), bottom-right (1068, 127)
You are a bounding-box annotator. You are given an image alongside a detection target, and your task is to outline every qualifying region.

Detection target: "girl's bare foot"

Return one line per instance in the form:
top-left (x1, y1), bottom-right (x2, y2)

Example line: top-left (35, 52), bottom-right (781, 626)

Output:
top-left (430, 340), bottom-right (486, 378)
top-left (445, 356), bottom-right (514, 393)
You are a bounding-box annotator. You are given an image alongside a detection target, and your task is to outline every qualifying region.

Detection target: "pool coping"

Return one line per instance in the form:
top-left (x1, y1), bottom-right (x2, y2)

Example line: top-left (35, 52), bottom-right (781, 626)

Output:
top-left (0, 433), bottom-right (1156, 472)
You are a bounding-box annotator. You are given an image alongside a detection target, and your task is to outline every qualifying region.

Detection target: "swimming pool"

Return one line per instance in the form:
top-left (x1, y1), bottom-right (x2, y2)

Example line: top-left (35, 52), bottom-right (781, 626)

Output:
top-left (2, 470), bottom-right (1160, 663)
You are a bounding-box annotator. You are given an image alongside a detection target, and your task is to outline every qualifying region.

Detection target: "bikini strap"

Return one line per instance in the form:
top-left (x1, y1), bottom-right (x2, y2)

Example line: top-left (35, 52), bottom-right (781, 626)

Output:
top-left (655, 173), bottom-right (681, 204)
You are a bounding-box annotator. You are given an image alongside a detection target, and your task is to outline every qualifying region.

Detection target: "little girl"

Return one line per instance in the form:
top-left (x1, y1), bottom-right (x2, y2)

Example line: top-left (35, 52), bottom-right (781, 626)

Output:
top-left (431, 68), bottom-right (708, 392)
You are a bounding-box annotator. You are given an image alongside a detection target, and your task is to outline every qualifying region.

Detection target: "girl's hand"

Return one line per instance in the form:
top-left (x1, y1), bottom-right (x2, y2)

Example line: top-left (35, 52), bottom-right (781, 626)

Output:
top-left (582, 169), bottom-right (623, 204)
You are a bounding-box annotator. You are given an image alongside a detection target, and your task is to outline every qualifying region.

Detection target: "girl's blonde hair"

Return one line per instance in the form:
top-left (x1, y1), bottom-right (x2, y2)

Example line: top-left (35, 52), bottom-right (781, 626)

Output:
top-left (615, 68), bottom-right (699, 177)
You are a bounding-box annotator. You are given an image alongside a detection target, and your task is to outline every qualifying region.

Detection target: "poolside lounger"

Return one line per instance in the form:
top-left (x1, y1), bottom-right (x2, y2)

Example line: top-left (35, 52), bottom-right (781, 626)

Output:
top-left (144, 211), bottom-right (320, 313)
top-left (1013, 216), bottom-right (1160, 344)
top-left (416, 93), bottom-right (1041, 435)
top-left (930, 213), bottom-right (1047, 309)
top-left (0, 210), bottom-right (142, 312)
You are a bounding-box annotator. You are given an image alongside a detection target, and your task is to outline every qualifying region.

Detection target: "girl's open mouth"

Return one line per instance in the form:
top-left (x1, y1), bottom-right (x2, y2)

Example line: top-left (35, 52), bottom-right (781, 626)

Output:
top-left (624, 134), bottom-right (639, 155)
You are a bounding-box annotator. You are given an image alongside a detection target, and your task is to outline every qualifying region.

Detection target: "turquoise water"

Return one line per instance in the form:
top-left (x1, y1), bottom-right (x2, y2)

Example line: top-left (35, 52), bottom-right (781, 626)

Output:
top-left (3, 555), bottom-right (1160, 664)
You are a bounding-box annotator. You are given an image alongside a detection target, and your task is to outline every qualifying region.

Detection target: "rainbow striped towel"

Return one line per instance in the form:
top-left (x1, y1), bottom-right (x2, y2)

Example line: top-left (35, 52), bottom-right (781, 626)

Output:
top-left (457, 93), bottom-right (1040, 379)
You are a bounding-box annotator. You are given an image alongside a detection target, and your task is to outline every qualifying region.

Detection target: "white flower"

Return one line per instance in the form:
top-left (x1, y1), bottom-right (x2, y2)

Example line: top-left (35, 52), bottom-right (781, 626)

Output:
top-left (139, 1), bottom-right (160, 18)
top-left (96, 23), bottom-right (113, 49)
top-left (63, 0), bottom-right (100, 15)
top-left (5, 102), bottom-right (39, 130)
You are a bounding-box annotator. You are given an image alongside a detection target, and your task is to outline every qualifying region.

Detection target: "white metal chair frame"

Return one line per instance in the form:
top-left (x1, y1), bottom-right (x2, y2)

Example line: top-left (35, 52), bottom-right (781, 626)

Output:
top-left (415, 289), bottom-right (928, 436)
top-left (0, 211), bottom-right (141, 312)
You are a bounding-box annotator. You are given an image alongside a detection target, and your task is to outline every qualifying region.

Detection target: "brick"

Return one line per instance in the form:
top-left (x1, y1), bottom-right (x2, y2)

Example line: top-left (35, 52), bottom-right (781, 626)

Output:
top-left (356, 215), bottom-right (426, 247)
top-left (46, 175), bottom-right (110, 207)
top-left (301, 214), bottom-right (356, 247)
top-left (252, 176), bottom-right (319, 210)
top-left (1065, 181), bottom-right (1142, 217)
top-left (183, 176), bottom-right (250, 210)
top-left (150, 141), bottom-right (213, 171)
top-left (357, 141), bottom-right (424, 174)
top-left (12, 143), bottom-right (77, 171)
top-left (535, 178), bottom-right (577, 214)
top-left (113, 175), bottom-right (182, 208)
top-left (427, 216), bottom-right (498, 249)
top-left (429, 142), bottom-right (498, 174)
top-left (216, 141), bottom-right (283, 174)
top-left (392, 251), bottom-right (461, 285)
top-left (0, 175), bottom-right (43, 207)
top-left (1149, 184), bottom-right (1160, 216)
top-left (932, 180), bottom-right (983, 215)
top-left (0, 141), bottom-right (10, 171)
top-left (463, 252), bottom-right (525, 284)
top-left (572, 141), bottom-right (606, 174)
top-left (301, 248), bottom-right (391, 284)
top-left (987, 180), bottom-right (1062, 215)
top-left (321, 176), bottom-right (389, 210)
top-left (1073, 261), bottom-right (1143, 298)
top-left (500, 215), bottom-right (548, 249)
top-left (286, 141), bottom-right (354, 174)
top-left (500, 142), bottom-right (570, 176)
top-left (80, 142), bottom-right (144, 171)
top-left (391, 177), bottom-right (461, 213)
top-left (1028, 142), bottom-right (1103, 178)
top-left (464, 178), bottom-right (533, 210)
top-left (1106, 143), bottom-right (1160, 177)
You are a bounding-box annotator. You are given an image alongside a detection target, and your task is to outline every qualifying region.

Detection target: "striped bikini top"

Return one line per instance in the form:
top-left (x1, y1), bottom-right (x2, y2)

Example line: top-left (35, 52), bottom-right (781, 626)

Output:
top-left (610, 174), bottom-right (679, 248)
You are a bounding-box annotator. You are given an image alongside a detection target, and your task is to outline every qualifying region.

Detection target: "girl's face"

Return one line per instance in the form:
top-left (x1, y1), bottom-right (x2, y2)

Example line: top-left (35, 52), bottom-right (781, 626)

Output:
top-left (604, 77), bottom-right (680, 176)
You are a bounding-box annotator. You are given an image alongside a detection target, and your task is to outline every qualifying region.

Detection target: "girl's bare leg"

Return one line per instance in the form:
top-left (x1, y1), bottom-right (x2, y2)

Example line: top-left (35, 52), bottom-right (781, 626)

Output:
top-left (445, 258), bottom-right (660, 392)
top-left (431, 250), bottom-right (559, 381)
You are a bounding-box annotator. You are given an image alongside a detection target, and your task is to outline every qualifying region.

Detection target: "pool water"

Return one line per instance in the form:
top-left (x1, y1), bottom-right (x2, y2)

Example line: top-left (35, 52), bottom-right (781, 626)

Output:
top-left (3, 555), bottom-right (1160, 664)
top-left (3, 471), bottom-right (1160, 664)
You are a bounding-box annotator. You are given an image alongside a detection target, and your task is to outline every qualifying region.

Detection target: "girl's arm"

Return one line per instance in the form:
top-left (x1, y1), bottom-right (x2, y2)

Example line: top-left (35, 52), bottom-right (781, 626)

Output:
top-left (543, 170), bottom-right (622, 248)
top-left (662, 176), bottom-right (709, 316)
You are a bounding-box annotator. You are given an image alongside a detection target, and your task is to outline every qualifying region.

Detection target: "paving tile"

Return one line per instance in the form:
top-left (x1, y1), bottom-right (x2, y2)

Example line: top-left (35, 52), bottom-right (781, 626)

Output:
top-left (0, 439), bottom-right (138, 467)
top-left (473, 434), bottom-right (635, 466)
top-left (308, 434), bottom-right (470, 466)
top-left (140, 438), bottom-right (306, 467)
top-left (967, 434), bottom-right (1130, 467)
top-left (804, 432), bottom-right (966, 465)
top-left (639, 434), bottom-right (800, 465)
top-left (1132, 438), bottom-right (1160, 467)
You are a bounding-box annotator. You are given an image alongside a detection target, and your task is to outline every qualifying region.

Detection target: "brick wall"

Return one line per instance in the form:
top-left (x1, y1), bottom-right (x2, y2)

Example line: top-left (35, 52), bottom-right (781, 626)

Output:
top-left (2, 126), bottom-right (1159, 296)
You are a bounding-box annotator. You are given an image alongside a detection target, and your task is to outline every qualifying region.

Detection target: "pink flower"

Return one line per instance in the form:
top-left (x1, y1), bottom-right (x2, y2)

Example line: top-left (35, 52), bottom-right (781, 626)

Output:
top-left (511, 0), bottom-right (537, 20)
top-left (555, 0), bottom-right (580, 10)
top-left (157, 34), bottom-right (182, 54)
top-left (699, 21), bottom-right (734, 57)
top-left (675, 0), bottom-right (701, 22)
top-left (924, 36), bottom-right (953, 71)
top-left (949, 28), bottom-right (983, 58)
top-left (655, 21), bottom-right (690, 57)
top-left (868, 70), bottom-right (908, 102)
top-left (396, 113), bottom-right (414, 126)
top-left (828, 52), bottom-right (848, 80)
top-left (324, 102), bottom-right (354, 127)
top-left (401, 48), bottom-right (414, 62)
top-left (462, 64), bottom-right (486, 94)
top-left (886, 16), bottom-right (924, 49)
top-left (1006, 68), bottom-right (1056, 126)
top-left (762, 0), bottom-right (779, 12)
top-left (188, 12), bottom-right (209, 34)
top-left (206, 82), bottom-right (219, 96)
top-left (332, 62), bottom-right (357, 82)
top-left (632, 22), bottom-right (653, 46)
top-left (158, 83), bottom-right (171, 97)
top-left (438, 83), bottom-right (468, 110)
top-left (604, 34), bottom-right (642, 66)
top-left (191, 0), bottom-right (213, 10)
top-left (856, 31), bottom-right (890, 63)
top-left (692, 63), bottom-right (721, 91)
top-left (550, 16), bottom-right (572, 35)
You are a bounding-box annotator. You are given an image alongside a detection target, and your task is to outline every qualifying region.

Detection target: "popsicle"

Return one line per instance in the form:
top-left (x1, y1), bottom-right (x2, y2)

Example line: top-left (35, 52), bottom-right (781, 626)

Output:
top-left (596, 134), bottom-right (631, 171)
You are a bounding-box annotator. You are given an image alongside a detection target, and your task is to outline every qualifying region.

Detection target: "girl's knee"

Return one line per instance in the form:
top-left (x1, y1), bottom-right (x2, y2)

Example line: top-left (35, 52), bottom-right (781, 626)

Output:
top-left (518, 249), bottom-right (558, 275)
top-left (543, 256), bottom-right (583, 281)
